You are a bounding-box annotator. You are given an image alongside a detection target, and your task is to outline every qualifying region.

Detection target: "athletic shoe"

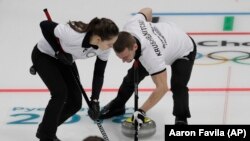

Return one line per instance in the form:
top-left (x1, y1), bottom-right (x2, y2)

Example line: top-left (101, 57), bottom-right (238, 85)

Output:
top-left (36, 132), bottom-right (61, 141)
top-left (99, 100), bottom-right (125, 119)
top-left (175, 117), bottom-right (188, 125)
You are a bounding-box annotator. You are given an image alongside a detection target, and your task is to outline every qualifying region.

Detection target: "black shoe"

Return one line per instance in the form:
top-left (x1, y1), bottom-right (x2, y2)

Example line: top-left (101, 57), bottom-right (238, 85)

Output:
top-left (36, 131), bottom-right (61, 141)
top-left (38, 137), bottom-right (61, 141)
top-left (99, 100), bottom-right (125, 119)
top-left (39, 139), bottom-right (54, 141)
top-left (175, 117), bottom-right (188, 125)
top-left (53, 136), bottom-right (61, 141)
top-left (39, 138), bottom-right (60, 141)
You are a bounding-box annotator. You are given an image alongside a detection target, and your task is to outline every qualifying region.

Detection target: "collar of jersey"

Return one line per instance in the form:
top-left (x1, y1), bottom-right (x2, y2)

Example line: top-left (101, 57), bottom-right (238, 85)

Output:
top-left (134, 37), bottom-right (141, 60)
top-left (81, 32), bottom-right (98, 49)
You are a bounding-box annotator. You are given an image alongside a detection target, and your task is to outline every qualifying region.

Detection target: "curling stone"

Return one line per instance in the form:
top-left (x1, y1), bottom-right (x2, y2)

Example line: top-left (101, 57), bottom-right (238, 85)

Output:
top-left (121, 117), bottom-right (156, 138)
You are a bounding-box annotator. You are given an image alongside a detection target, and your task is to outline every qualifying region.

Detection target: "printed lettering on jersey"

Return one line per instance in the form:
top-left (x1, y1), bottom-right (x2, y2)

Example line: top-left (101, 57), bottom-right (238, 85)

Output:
top-left (150, 24), bottom-right (168, 48)
top-left (138, 20), bottom-right (162, 56)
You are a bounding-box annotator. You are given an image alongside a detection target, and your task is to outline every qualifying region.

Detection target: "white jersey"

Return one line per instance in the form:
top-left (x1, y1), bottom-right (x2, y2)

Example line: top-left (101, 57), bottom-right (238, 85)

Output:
top-left (123, 14), bottom-right (194, 75)
top-left (37, 23), bottom-right (111, 61)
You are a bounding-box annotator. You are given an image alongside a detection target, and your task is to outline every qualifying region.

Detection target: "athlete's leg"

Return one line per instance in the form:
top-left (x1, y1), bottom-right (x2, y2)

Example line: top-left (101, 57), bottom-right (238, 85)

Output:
top-left (32, 46), bottom-right (68, 139)
top-left (171, 59), bottom-right (193, 122)
top-left (57, 63), bottom-right (82, 126)
top-left (171, 38), bottom-right (196, 124)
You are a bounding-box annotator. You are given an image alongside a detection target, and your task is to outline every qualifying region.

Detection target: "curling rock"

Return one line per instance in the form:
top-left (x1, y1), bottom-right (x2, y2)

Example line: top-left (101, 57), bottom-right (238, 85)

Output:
top-left (121, 117), bottom-right (156, 138)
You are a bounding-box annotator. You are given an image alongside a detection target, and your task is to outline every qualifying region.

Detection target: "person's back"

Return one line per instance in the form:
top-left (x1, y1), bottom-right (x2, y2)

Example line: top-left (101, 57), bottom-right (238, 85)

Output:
top-left (123, 13), bottom-right (194, 66)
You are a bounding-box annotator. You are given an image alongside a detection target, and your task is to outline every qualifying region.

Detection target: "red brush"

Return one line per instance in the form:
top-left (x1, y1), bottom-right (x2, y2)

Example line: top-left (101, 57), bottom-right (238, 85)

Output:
top-left (43, 8), bottom-right (52, 21)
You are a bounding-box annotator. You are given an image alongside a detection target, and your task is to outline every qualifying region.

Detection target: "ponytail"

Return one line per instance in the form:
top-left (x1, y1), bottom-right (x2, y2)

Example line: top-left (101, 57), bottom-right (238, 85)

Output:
top-left (69, 17), bottom-right (119, 40)
top-left (68, 21), bottom-right (88, 33)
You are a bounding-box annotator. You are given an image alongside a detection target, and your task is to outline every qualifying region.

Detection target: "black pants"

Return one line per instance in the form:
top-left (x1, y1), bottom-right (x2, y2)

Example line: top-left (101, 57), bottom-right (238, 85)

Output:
top-left (31, 46), bottom-right (82, 139)
top-left (112, 37), bottom-right (196, 119)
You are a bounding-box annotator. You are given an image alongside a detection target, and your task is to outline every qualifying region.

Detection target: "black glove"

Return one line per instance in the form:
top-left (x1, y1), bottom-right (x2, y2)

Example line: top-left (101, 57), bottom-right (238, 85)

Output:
top-left (132, 109), bottom-right (146, 130)
top-left (55, 51), bottom-right (73, 65)
top-left (88, 100), bottom-right (100, 121)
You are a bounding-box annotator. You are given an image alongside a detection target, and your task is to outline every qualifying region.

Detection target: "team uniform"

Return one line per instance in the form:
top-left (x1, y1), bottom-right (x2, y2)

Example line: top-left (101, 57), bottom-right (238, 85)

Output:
top-left (38, 23), bottom-right (111, 61)
top-left (100, 13), bottom-right (197, 121)
top-left (32, 21), bottom-right (110, 140)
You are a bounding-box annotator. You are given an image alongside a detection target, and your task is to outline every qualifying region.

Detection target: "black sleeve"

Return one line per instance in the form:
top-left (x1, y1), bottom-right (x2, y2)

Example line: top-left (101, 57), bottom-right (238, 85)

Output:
top-left (40, 20), bottom-right (61, 53)
top-left (91, 57), bottom-right (107, 100)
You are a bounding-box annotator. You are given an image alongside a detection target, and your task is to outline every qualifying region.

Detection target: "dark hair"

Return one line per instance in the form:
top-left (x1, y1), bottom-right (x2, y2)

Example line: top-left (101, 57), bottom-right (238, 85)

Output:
top-left (83, 136), bottom-right (104, 141)
top-left (113, 31), bottom-right (136, 53)
top-left (69, 17), bottom-right (119, 40)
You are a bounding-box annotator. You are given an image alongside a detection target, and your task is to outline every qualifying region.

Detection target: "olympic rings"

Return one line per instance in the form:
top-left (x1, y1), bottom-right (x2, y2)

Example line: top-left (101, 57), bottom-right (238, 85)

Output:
top-left (195, 50), bottom-right (250, 65)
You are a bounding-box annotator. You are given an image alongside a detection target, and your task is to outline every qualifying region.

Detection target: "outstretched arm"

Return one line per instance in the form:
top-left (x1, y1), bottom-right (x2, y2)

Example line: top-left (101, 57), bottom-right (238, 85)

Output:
top-left (139, 7), bottom-right (153, 22)
top-left (140, 70), bottom-right (168, 112)
top-left (91, 57), bottom-right (107, 100)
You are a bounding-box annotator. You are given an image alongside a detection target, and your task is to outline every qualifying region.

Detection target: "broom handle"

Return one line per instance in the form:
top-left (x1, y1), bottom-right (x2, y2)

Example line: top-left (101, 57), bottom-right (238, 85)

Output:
top-left (134, 60), bottom-right (139, 141)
